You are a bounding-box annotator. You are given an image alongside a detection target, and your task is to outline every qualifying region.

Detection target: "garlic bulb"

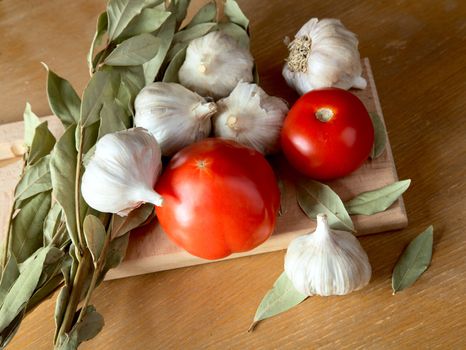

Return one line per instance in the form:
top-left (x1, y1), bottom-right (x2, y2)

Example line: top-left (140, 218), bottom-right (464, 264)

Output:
top-left (81, 128), bottom-right (163, 216)
top-left (178, 31), bottom-right (254, 99)
top-left (134, 82), bottom-right (216, 156)
top-left (282, 18), bottom-right (367, 95)
top-left (213, 82), bottom-right (288, 154)
top-left (284, 214), bottom-right (371, 296)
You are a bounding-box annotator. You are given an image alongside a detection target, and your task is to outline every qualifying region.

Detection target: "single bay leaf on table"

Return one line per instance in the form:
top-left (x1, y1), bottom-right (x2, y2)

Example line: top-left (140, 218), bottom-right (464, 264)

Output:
top-left (50, 125), bottom-right (79, 247)
top-left (117, 7), bottom-right (171, 41)
top-left (88, 12), bottom-right (108, 74)
top-left (392, 226), bottom-right (434, 294)
top-left (10, 191), bottom-right (52, 263)
top-left (186, 1), bottom-right (217, 28)
top-left (23, 103), bottom-right (41, 147)
top-left (28, 122), bottom-right (56, 165)
top-left (224, 0), bottom-right (249, 31)
top-left (111, 203), bottom-right (154, 239)
top-left (14, 155), bottom-right (52, 207)
top-left (43, 65), bottom-right (81, 126)
top-left (249, 272), bottom-right (308, 332)
top-left (369, 112), bottom-right (387, 159)
top-left (297, 179), bottom-right (355, 232)
top-left (163, 47), bottom-right (187, 83)
top-left (104, 33), bottom-right (160, 66)
top-left (83, 215), bottom-right (107, 264)
top-left (345, 179), bottom-right (411, 216)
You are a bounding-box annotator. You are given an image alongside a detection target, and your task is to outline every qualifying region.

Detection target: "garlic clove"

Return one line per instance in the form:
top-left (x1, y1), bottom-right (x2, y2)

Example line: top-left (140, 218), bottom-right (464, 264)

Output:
top-left (134, 82), bottom-right (216, 156)
top-left (213, 81), bottom-right (288, 154)
top-left (178, 31), bottom-right (254, 99)
top-left (284, 213), bottom-right (371, 296)
top-left (282, 18), bottom-right (367, 95)
top-left (81, 127), bottom-right (163, 216)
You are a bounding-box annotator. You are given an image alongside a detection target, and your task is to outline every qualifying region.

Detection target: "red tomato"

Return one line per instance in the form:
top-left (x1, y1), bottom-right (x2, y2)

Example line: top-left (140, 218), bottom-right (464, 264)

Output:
top-left (155, 138), bottom-right (280, 260)
top-left (281, 88), bottom-right (374, 180)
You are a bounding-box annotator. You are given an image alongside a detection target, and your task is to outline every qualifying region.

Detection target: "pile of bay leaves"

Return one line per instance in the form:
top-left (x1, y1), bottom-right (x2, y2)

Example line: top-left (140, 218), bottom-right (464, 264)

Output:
top-left (0, 0), bottom-right (252, 348)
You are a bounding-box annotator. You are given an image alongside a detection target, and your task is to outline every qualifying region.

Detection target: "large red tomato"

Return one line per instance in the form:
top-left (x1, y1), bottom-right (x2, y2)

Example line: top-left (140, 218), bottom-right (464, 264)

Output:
top-left (155, 138), bottom-right (280, 260)
top-left (281, 88), bottom-right (374, 180)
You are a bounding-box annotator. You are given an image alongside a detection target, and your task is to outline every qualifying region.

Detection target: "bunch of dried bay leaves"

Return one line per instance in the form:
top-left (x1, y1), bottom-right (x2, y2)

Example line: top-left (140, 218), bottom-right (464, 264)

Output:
top-left (0, 0), bottom-right (252, 348)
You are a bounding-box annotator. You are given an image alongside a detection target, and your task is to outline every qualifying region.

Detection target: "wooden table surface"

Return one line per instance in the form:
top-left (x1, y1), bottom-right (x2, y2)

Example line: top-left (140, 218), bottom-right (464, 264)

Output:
top-left (1, 0), bottom-right (465, 349)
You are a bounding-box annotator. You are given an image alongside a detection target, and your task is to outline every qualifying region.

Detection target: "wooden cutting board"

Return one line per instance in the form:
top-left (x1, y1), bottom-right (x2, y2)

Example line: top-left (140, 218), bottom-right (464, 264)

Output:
top-left (0, 59), bottom-right (407, 280)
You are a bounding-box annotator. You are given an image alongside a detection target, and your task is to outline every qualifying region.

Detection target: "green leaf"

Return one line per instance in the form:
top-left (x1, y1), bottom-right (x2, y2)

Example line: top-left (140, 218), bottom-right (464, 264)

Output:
top-left (0, 255), bottom-right (19, 306)
top-left (54, 285), bottom-right (69, 339)
top-left (116, 83), bottom-right (134, 116)
top-left (369, 112), bottom-right (387, 159)
top-left (104, 33), bottom-right (160, 66)
top-left (23, 103), bottom-right (41, 147)
top-left (170, 0), bottom-right (190, 27)
top-left (345, 180), bottom-right (411, 216)
top-left (297, 179), bottom-right (355, 232)
top-left (10, 191), bottom-right (51, 263)
top-left (98, 101), bottom-right (128, 139)
top-left (0, 247), bottom-right (60, 333)
top-left (187, 1), bottom-right (216, 28)
top-left (107, 0), bottom-right (161, 41)
top-left (56, 331), bottom-right (78, 350)
top-left (118, 8), bottom-right (170, 40)
top-left (98, 233), bottom-right (130, 284)
top-left (43, 65), bottom-right (81, 126)
top-left (73, 305), bottom-right (104, 344)
top-left (50, 125), bottom-right (79, 247)
top-left (224, 0), bottom-right (249, 30)
top-left (111, 204), bottom-right (154, 239)
top-left (14, 156), bottom-right (52, 206)
top-left (80, 70), bottom-right (117, 127)
top-left (173, 22), bottom-right (217, 43)
top-left (163, 46), bottom-right (186, 83)
top-left (28, 121), bottom-right (56, 165)
top-left (392, 226), bottom-right (434, 294)
top-left (78, 120), bottom-right (100, 156)
top-left (0, 305), bottom-right (26, 349)
top-left (249, 272), bottom-right (307, 332)
top-left (83, 215), bottom-right (107, 264)
top-left (27, 273), bottom-right (63, 313)
top-left (218, 22), bottom-right (249, 49)
top-left (142, 14), bottom-right (176, 84)
top-left (88, 12), bottom-right (108, 74)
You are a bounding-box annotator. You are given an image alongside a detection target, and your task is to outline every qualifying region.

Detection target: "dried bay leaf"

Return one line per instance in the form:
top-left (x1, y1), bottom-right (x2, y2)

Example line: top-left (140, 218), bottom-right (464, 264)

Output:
top-left (98, 101), bottom-right (129, 140)
top-left (10, 191), bottom-right (51, 263)
top-left (224, 0), bottom-right (249, 30)
top-left (0, 306), bottom-right (26, 349)
top-left (249, 272), bottom-right (307, 331)
top-left (104, 33), bottom-right (161, 66)
top-left (345, 180), bottom-right (411, 216)
top-left (43, 203), bottom-right (63, 246)
top-left (88, 12), bottom-right (108, 74)
top-left (218, 22), bottom-right (249, 49)
top-left (50, 125), bottom-right (79, 247)
top-left (98, 233), bottom-right (130, 285)
top-left (23, 103), bottom-right (41, 147)
top-left (392, 226), bottom-right (433, 294)
top-left (73, 305), bottom-right (104, 344)
top-left (297, 179), bottom-right (355, 232)
top-left (163, 46), bottom-right (186, 83)
top-left (0, 255), bottom-right (19, 306)
top-left (369, 112), bottom-right (387, 159)
top-left (170, 0), bottom-right (190, 28)
top-left (143, 14), bottom-right (176, 84)
top-left (118, 7), bottom-right (171, 41)
top-left (14, 155), bottom-right (52, 207)
top-left (0, 247), bottom-right (61, 333)
top-left (83, 215), bottom-right (107, 264)
top-left (186, 1), bottom-right (217, 28)
top-left (173, 22), bottom-right (217, 43)
top-left (44, 66), bottom-right (81, 126)
top-left (111, 203), bottom-right (154, 239)
top-left (28, 121), bottom-right (56, 165)
top-left (54, 285), bottom-right (70, 340)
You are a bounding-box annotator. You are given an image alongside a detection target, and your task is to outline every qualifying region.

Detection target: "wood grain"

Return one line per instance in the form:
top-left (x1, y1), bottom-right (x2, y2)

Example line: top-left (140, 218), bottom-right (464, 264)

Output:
top-left (2, 0), bottom-right (466, 349)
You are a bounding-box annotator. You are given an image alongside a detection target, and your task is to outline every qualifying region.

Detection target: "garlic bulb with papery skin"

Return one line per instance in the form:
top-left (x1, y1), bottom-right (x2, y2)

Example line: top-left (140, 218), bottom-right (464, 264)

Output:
top-left (134, 82), bottom-right (216, 156)
top-left (178, 31), bottom-right (254, 99)
top-left (213, 82), bottom-right (288, 154)
top-left (282, 18), bottom-right (367, 95)
top-left (284, 214), bottom-right (371, 296)
top-left (81, 128), bottom-right (163, 216)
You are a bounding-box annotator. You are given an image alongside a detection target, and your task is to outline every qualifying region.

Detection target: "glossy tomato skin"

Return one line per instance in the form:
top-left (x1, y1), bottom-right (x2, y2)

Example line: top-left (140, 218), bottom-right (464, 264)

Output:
top-left (281, 88), bottom-right (374, 180)
top-left (155, 138), bottom-right (280, 260)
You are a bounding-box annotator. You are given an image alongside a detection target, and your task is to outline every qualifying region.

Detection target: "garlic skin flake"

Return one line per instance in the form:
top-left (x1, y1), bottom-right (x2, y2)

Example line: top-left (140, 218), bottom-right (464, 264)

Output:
top-left (134, 82), bottom-right (216, 156)
top-left (81, 128), bottom-right (163, 216)
top-left (282, 18), bottom-right (367, 95)
top-left (213, 82), bottom-right (288, 154)
top-left (178, 31), bottom-right (254, 99)
top-left (284, 214), bottom-right (371, 296)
